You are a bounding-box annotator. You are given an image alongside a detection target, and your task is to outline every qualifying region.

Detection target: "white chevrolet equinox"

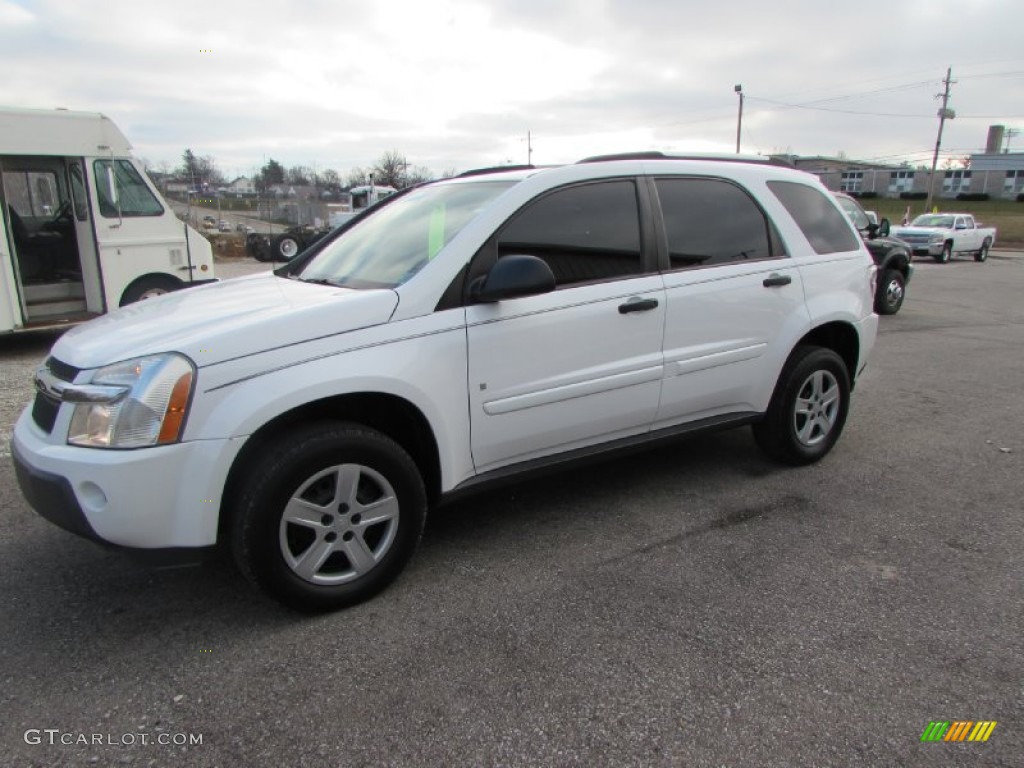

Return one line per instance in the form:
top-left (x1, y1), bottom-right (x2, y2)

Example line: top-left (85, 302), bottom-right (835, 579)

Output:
top-left (12, 154), bottom-right (879, 611)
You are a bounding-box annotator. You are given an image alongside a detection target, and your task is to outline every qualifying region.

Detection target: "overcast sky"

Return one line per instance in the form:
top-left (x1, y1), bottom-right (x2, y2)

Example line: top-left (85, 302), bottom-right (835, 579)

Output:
top-left (2, 0), bottom-right (1023, 179)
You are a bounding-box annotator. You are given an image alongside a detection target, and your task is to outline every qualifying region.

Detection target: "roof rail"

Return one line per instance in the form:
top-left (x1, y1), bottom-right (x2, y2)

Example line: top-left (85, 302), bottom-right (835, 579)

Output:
top-left (455, 164), bottom-right (538, 179)
top-left (577, 151), bottom-right (792, 167)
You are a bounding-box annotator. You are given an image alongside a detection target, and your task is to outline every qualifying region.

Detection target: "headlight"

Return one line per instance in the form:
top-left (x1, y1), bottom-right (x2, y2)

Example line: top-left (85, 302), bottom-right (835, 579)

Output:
top-left (68, 354), bottom-right (195, 448)
top-left (929, 234), bottom-right (943, 243)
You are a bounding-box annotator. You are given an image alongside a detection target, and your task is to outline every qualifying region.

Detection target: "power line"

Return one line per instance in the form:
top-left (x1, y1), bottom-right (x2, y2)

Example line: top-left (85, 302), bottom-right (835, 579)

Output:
top-left (745, 97), bottom-right (927, 118)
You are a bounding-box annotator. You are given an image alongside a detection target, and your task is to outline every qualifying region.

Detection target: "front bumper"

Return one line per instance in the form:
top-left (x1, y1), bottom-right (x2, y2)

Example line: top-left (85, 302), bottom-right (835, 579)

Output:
top-left (11, 407), bottom-right (239, 560)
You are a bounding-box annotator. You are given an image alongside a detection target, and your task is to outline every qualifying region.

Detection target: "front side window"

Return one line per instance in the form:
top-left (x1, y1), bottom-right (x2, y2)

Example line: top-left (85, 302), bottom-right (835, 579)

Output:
top-left (655, 178), bottom-right (779, 268)
top-left (768, 181), bottom-right (859, 255)
top-left (93, 159), bottom-right (163, 218)
top-left (498, 180), bottom-right (643, 287)
top-left (296, 180), bottom-right (514, 289)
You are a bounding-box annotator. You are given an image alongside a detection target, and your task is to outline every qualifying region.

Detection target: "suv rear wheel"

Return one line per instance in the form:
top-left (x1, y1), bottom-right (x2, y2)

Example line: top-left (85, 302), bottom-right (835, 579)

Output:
top-left (231, 423), bottom-right (427, 612)
top-left (752, 346), bottom-right (851, 465)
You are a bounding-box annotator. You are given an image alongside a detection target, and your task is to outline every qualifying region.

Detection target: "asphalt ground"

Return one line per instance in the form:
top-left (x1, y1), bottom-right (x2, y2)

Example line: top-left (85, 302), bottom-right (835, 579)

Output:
top-left (1, 253), bottom-right (1021, 767)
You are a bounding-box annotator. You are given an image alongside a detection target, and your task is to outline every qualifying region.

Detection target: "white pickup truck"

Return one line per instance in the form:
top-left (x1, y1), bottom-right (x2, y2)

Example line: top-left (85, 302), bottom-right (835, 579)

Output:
top-left (891, 213), bottom-right (996, 263)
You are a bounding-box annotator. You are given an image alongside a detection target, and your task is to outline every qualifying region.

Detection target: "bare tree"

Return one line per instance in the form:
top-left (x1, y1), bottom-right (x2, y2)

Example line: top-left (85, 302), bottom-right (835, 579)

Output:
top-left (320, 168), bottom-right (341, 188)
top-left (372, 150), bottom-right (408, 188)
top-left (346, 167), bottom-right (370, 188)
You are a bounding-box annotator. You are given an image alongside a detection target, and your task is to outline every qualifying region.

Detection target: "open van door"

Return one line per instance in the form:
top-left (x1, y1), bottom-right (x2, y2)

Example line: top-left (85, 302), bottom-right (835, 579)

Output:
top-left (66, 159), bottom-right (105, 315)
top-left (0, 201), bottom-right (20, 332)
top-left (1, 156), bottom-right (94, 326)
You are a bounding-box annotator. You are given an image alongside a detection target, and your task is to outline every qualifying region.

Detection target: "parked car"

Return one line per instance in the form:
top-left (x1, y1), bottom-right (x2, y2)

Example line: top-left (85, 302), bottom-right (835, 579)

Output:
top-left (12, 153), bottom-right (879, 612)
top-left (833, 192), bottom-right (913, 315)
top-left (891, 213), bottom-right (996, 263)
top-left (217, 220), bottom-right (231, 232)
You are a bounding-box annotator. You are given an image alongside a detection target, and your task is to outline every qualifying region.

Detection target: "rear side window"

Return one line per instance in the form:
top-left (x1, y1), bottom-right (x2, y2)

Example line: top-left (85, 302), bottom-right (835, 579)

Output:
top-left (93, 159), bottom-right (163, 218)
top-left (768, 181), bottom-right (859, 254)
top-left (499, 180), bottom-right (643, 287)
top-left (655, 178), bottom-right (781, 268)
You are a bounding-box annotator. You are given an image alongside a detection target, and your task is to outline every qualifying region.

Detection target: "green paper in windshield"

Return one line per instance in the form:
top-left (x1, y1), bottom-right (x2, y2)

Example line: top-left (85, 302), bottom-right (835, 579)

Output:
top-left (427, 205), bottom-right (446, 260)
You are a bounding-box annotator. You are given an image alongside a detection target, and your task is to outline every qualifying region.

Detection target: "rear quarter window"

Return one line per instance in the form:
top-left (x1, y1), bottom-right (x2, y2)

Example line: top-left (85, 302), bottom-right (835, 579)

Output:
top-left (768, 181), bottom-right (859, 255)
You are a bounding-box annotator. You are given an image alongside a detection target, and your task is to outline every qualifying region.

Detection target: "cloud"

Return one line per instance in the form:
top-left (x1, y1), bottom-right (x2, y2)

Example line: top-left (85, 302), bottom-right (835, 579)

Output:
top-left (0, 0), bottom-right (34, 26)
top-left (0, 0), bottom-right (1022, 175)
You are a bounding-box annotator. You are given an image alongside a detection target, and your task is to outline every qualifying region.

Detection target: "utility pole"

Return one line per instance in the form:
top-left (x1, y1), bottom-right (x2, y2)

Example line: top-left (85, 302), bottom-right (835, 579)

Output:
top-left (924, 67), bottom-right (956, 214)
top-left (527, 130), bottom-right (533, 166)
top-left (734, 84), bottom-right (744, 153)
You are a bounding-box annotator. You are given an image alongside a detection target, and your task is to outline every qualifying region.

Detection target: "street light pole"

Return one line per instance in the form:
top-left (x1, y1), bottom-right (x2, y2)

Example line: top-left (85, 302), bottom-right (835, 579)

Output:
top-left (734, 84), bottom-right (744, 154)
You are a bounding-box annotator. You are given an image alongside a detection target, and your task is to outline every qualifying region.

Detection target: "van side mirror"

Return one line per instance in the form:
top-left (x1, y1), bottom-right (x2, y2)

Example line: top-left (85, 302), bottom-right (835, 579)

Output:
top-left (470, 254), bottom-right (556, 303)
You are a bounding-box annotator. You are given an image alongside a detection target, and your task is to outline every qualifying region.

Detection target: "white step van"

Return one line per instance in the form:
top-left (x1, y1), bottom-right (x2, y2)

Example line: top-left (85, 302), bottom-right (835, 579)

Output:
top-left (0, 107), bottom-right (215, 333)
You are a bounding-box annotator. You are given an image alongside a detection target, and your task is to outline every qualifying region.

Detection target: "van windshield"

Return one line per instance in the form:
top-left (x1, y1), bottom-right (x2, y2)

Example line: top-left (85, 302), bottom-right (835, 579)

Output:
top-left (293, 180), bottom-right (514, 289)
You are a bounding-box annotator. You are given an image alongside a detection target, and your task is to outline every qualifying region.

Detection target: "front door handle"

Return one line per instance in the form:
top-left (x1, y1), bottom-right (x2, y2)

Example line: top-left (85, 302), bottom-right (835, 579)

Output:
top-left (619, 297), bottom-right (659, 314)
top-left (763, 274), bottom-right (792, 288)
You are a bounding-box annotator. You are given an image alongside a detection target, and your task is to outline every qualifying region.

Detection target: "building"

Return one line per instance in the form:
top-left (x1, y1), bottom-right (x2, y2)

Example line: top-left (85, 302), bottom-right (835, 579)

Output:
top-left (771, 125), bottom-right (1024, 200)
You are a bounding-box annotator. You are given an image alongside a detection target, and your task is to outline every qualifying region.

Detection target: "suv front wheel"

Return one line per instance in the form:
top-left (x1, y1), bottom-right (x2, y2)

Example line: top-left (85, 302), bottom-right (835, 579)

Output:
top-left (231, 423), bottom-right (427, 612)
top-left (752, 346), bottom-right (851, 465)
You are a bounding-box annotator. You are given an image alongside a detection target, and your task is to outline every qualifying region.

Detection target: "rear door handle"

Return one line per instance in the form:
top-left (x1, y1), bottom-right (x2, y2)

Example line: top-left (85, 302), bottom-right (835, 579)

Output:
top-left (763, 274), bottom-right (792, 288)
top-left (618, 297), bottom-right (659, 314)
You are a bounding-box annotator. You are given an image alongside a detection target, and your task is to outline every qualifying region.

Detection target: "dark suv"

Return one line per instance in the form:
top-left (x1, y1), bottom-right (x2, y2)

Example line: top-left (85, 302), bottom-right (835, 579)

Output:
top-left (833, 192), bottom-right (912, 315)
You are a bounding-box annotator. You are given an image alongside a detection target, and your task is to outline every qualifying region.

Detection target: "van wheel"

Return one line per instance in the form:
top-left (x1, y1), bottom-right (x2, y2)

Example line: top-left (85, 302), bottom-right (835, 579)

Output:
top-left (119, 275), bottom-right (181, 306)
top-left (231, 423), bottom-right (427, 612)
top-left (752, 346), bottom-right (850, 465)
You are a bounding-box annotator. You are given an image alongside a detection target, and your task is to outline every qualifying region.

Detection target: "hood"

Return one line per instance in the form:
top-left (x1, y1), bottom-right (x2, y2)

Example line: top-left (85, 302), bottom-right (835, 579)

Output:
top-left (52, 273), bottom-right (399, 369)
top-left (891, 225), bottom-right (947, 236)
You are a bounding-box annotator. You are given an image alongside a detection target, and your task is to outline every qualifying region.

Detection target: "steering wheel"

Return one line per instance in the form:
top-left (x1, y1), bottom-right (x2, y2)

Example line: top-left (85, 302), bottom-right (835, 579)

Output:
top-left (50, 200), bottom-right (73, 224)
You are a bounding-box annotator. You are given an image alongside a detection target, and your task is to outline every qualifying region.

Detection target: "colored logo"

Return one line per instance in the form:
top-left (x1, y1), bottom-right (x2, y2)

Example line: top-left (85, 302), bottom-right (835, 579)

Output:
top-left (921, 721), bottom-right (997, 742)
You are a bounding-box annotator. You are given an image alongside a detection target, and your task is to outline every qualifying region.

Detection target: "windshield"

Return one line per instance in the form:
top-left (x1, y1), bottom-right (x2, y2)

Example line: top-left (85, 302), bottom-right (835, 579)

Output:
top-left (911, 215), bottom-right (954, 228)
top-left (294, 180), bottom-right (515, 289)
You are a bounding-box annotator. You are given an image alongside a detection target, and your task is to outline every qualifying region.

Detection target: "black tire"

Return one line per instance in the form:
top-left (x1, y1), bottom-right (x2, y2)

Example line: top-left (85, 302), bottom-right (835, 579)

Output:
top-left (752, 346), bottom-right (851, 466)
top-left (272, 234), bottom-right (302, 261)
top-left (252, 239), bottom-right (273, 262)
top-left (935, 241), bottom-right (952, 264)
top-left (974, 239), bottom-right (990, 263)
top-left (875, 268), bottom-right (906, 315)
top-left (119, 275), bottom-right (181, 306)
top-left (231, 423), bottom-right (427, 612)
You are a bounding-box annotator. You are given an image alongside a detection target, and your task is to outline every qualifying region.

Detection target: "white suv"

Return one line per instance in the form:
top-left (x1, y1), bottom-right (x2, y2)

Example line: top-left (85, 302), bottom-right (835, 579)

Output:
top-left (12, 154), bottom-right (878, 611)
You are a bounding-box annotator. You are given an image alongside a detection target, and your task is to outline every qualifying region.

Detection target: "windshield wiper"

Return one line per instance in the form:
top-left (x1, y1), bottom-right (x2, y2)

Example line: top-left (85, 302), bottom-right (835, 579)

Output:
top-left (293, 276), bottom-right (342, 286)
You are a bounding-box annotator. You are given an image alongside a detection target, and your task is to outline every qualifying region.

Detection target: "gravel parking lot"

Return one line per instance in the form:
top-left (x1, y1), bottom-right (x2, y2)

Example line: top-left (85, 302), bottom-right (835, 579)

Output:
top-left (1, 254), bottom-right (1021, 767)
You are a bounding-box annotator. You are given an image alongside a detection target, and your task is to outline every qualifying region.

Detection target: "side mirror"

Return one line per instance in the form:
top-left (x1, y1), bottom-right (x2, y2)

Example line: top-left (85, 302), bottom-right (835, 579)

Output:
top-left (471, 254), bottom-right (556, 303)
top-left (877, 218), bottom-right (890, 237)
